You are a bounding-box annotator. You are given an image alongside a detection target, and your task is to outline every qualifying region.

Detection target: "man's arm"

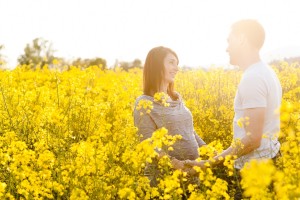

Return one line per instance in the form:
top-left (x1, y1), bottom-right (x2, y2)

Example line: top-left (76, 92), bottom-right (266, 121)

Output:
top-left (217, 107), bottom-right (265, 159)
top-left (186, 107), bottom-right (266, 168)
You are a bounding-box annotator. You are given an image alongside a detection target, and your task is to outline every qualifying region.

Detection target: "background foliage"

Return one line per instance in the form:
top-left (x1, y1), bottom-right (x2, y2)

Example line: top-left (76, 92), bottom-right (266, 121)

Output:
top-left (0, 62), bottom-right (299, 199)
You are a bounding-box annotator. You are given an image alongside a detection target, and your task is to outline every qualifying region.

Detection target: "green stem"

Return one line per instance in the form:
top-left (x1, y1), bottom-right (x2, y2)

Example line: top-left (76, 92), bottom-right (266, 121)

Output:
top-left (55, 73), bottom-right (60, 107)
top-left (0, 86), bottom-right (13, 129)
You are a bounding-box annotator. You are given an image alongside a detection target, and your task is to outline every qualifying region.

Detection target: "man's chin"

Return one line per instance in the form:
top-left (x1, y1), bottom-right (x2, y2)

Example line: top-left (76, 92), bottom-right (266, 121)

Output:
top-left (229, 60), bottom-right (236, 66)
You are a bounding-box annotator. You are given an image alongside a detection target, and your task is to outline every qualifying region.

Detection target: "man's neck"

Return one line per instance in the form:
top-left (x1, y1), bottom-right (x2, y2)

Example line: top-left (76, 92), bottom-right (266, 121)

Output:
top-left (239, 52), bottom-right (261, 71)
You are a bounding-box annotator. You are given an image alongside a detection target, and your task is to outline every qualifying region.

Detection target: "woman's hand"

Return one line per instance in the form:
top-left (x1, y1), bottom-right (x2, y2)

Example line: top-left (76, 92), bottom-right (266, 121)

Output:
top-left (172, 158), bottom-right (209, 174)
top-left (184, 160), bottom-right (208, 169)
top-left (171, 158), bottom-right (185, 170)
top-left (181, 160), bottom-right (208, 176)
top-left (183, 167), bottom-right (198, 176)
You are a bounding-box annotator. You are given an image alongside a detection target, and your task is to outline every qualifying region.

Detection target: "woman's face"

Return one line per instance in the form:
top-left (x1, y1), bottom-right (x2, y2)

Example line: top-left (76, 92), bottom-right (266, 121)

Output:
top-left (163, 53), bottom-right (179, 84)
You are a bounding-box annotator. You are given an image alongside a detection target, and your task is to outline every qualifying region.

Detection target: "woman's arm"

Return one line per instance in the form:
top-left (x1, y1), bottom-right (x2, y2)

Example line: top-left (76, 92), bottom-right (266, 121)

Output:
top-left (133, 108), bottom-right (157, 142)
top-left (194, 130), bottom-right (206, 147)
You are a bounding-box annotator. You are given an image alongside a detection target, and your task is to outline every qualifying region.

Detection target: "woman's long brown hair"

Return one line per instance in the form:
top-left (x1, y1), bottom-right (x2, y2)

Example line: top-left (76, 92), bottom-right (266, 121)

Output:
top-left (143, 46), bottom-right (179, 100)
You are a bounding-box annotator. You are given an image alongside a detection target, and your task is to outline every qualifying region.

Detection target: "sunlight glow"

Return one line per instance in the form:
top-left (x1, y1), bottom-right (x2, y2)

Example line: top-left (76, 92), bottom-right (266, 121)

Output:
top-left (0, 0), bottom-right (299, 68)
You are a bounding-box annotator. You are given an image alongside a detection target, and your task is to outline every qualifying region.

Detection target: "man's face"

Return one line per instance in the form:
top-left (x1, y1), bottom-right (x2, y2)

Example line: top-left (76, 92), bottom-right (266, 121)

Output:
top-left (226, 31), bottom-right (241, 66)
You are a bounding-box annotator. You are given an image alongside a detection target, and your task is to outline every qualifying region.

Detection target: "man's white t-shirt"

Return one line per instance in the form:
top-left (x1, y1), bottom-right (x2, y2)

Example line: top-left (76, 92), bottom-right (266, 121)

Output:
top-left (233, 61), bottom-right (282, 169)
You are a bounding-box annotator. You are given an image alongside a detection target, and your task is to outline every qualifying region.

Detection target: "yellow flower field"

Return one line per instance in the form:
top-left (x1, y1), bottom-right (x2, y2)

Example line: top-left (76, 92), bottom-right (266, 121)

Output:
top-left (0, 62), bottom-right (299, 199)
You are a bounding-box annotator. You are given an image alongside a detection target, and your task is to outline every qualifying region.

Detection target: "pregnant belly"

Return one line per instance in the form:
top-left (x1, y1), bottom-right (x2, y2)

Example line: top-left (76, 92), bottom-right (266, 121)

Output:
top-left (169, 139), bottom-right (199, 160)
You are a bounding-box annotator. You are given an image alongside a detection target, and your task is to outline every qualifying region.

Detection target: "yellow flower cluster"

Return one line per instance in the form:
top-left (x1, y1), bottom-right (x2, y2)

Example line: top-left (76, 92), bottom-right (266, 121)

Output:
top-left (154, 92), bottom-right (170, 107)
top-left (236, 116), bottom-right (250, 128)
top-left (241, 160), bottom-right (275, 199)
top-left (0, 61), bottom-right (299, 199)
top-left (136, 99), bottom-right (153, 115)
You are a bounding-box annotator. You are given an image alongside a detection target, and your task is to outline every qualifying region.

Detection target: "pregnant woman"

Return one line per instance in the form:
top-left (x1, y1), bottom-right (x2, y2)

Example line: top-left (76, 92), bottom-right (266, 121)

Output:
top-left (134, 46), bottom-right (206, 186)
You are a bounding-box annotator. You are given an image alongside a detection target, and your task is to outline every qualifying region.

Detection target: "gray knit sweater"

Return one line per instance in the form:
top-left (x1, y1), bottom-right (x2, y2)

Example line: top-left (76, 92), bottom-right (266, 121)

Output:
top-left (134, 94), bottom-right (205, 160)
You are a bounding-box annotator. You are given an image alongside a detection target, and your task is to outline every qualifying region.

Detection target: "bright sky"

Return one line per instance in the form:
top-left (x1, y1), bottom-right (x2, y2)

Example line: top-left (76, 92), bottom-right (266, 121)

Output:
top-left (0, 0), bottom-right (300, 68)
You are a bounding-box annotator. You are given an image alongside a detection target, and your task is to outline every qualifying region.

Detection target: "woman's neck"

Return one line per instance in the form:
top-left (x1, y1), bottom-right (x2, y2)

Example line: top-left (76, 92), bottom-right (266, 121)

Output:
top-left (160, 82), bottom-right (168, 94)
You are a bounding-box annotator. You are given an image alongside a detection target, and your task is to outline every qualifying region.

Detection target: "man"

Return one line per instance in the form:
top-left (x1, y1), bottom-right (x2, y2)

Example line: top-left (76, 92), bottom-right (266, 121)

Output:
top-left (177, 19), bottom-right (282, 199)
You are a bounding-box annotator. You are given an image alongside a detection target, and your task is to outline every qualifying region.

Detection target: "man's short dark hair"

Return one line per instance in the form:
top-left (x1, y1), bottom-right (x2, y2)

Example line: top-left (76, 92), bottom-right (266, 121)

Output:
top-left (231, 19), bottom-right (265, 50)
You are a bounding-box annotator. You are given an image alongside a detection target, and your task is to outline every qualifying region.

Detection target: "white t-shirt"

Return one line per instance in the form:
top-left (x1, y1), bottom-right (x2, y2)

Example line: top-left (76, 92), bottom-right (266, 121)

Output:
top-left (233, 61), bottom-right (282, 169)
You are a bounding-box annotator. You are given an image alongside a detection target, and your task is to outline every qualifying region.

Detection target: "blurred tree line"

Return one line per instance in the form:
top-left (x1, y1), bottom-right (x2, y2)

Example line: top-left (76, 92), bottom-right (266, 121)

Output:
top-left (0, 38), bottom-right (143, 71)
top-left (270, 57), bottom-right (300, 66)
top-left (3, 37), bottom-right (299, 71)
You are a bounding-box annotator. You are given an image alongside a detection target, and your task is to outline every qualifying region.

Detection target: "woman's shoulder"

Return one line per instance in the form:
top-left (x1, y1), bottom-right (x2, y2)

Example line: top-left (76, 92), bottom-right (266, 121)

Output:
top-left (135, 94), bottom-right (153, 101)
top-left (134, 95), bottom-right (154, 106)
top-left (173, 91), bottom-right (183, 101)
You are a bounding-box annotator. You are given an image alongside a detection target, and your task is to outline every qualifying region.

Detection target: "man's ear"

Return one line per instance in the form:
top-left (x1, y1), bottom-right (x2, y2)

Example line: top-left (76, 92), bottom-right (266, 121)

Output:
top-left (238, 34), bottom-right (248, 46)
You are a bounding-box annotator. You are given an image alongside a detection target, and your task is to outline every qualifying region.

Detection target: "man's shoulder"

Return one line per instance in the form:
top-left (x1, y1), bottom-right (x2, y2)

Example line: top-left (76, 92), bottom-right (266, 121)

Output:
top-left (241, 70), bottom-right (264, 84)
top-left (243, 62), bottom-right (270, 80)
